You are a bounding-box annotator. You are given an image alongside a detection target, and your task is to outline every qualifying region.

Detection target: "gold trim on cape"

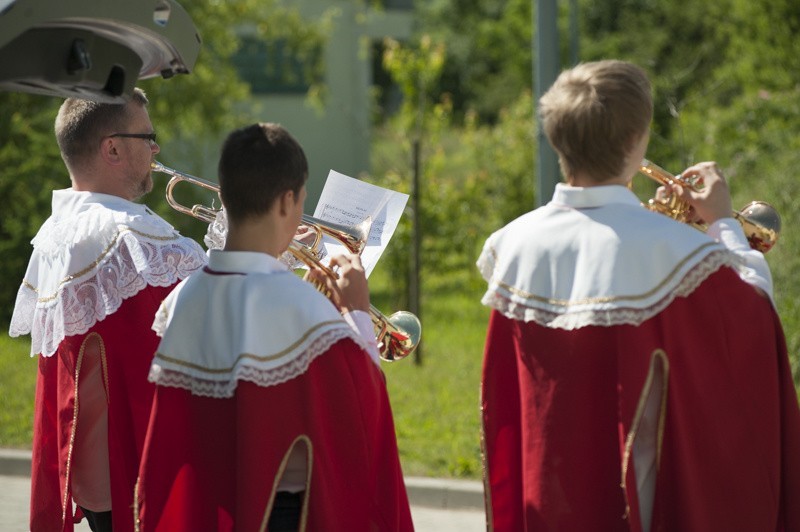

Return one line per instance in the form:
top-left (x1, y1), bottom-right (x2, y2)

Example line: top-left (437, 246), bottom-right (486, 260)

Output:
top-left (153, 320), bottom-right (346, 375)
top-left (480, 405), bottom-right (494, 531)
top-left (133, 477), bottom-right (142, 532)
top-left (61, 332), bottom-right (105, 525)
top-left (493, 241), bottom-right (719, 306)
top-left (621, 349), bottom-right (669, 527)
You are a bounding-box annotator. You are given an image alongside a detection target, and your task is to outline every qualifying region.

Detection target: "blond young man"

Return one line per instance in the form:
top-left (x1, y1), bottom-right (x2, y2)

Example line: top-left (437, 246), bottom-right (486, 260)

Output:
top-left (478, 60), bottom-right (800, 531)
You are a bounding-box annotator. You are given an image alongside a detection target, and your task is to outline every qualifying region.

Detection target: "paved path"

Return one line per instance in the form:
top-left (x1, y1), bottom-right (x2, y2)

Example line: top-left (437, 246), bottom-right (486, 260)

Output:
top-left (0, 474), bottom-right (485, 531)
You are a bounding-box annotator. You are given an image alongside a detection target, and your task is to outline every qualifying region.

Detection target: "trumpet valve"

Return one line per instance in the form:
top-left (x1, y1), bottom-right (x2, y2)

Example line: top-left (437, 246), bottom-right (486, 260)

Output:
top-left (646, 195), bottom-right (692, 224)
top-left (191, 205), bottom-right (221, 224)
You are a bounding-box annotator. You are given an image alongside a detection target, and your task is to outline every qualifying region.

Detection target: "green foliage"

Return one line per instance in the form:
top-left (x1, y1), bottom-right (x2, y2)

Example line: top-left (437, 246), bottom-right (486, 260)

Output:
top-left (382, 35), bottom-right (447, 138)
top-left (375, 36), bottom-right (535, 309)
top-left (0, 95), bottom-right (66, 326)
top-left (414, 0), bottom-right (533, 121)
top-left (372, 93), bottom-right (535, 302)
top-left (374, 35), bottom-right (449, 308)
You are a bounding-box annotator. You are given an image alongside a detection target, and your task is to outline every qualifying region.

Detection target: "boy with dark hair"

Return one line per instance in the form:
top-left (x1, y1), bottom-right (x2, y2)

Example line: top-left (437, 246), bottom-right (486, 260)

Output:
top-left (136, 123), bottom-right (413, 531)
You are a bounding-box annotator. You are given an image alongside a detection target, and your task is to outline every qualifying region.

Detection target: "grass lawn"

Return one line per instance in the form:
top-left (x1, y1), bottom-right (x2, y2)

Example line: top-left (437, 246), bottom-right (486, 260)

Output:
top-left (0, 334), bottom-right (37, 448)
top-left (382, 287), bottom-right (489, 479)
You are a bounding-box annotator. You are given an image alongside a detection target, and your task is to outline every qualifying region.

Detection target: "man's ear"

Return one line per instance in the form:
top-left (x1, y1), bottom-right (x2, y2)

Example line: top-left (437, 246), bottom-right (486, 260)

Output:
top-left (278, 189), bottom-right (295, 216)
top-left (627, 130), bottom-right (649, 155)
top-left (98, 137), bottom-right (123, 166)
top-left (625, 133), bottom-right (639, 155)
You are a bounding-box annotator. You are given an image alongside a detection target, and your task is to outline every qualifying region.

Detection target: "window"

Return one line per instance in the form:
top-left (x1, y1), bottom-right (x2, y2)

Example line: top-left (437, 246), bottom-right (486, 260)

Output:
top-left (231, 36), bottom-right (321, 94)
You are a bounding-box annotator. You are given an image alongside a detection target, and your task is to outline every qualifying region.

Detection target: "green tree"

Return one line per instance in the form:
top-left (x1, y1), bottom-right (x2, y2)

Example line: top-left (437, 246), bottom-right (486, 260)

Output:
top-left (374, 35), bottom-right (534, 297)
top-left (377, 35), bottom-right (448, 318)
top-left (0, 94), bottom-right (64, 326)
top-left (414, 0), bottom-right (534, 122)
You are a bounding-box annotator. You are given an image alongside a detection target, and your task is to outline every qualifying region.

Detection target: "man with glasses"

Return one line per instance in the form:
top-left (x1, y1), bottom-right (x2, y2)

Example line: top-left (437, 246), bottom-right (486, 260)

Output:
top-left (9, 88), bottom-right (207, 532)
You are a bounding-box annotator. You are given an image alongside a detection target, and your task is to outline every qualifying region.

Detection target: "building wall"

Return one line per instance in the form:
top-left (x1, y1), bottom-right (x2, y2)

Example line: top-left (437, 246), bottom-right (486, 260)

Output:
top-left (244, 1), bottom-right (413, 209)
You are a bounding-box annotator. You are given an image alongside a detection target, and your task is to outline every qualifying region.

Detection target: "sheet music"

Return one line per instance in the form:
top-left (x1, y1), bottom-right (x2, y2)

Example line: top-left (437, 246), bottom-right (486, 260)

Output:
top-left (312, 170), bottom-right (409, 277)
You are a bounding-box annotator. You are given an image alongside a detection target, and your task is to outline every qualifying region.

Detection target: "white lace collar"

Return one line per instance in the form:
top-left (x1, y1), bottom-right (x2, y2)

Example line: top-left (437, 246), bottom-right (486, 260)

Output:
top-left (477, 183), bottom-right (738, 329)
top-left (9, 189), bottom-right (207, 356)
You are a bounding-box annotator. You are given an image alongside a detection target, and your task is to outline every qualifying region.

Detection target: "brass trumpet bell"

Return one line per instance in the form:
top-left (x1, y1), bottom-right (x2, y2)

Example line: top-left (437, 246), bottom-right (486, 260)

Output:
top-left (638, 159), bottom-right (781, 253)
top-left (734, 201), bottom-right (781, 254)
top-left (151, 162), bottom-right (370, 257)
top-left (301, 214), bottom-right (371, 257)
top-left (375, 311), bottom-right (422, 362)
top-left (286, 242), bottom-right (420, 361)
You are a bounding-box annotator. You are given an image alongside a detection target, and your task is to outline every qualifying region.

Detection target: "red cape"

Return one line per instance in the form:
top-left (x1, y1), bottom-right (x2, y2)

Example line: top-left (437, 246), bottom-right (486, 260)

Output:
top-left (481, 267), bottom-right (800, 531)
top-left (31, 285), bottom-right (179, 532)
top-left (136, 338), bottom-right (413, 532)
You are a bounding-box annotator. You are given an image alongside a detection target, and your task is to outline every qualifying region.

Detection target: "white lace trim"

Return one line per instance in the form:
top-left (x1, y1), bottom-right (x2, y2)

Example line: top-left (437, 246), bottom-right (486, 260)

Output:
top-left (203, 209), bottom-right (228, 251)
top-left (148, 329), bottom-right (357, 398)
top-left (482, 250), bottom-right (737, 329)
top-left (9, 232), bottom-right (206, 357)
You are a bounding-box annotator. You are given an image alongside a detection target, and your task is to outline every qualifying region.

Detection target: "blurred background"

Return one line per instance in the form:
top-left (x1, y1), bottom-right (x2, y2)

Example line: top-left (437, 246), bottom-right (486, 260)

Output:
top-left (2, 0), bottom-right (799, 481)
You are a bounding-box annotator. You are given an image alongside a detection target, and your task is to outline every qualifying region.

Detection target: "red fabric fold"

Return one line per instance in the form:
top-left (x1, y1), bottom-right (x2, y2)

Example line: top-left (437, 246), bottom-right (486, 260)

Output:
top-left (137, 338), bottom-right (413, 532)
top-left (30, 285), bottom-right (179, 532)
top-left (482, 267), bottom-right (800, 531)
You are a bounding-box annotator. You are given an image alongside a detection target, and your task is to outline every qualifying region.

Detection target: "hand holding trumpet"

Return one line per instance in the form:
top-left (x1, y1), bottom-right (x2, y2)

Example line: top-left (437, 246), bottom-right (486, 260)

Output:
top-left (305, 253), bottom-right (370, 313)
top-left (642, 158), bottom-right (780, 253)
top-left (656, 161), bottom-right (733, 225)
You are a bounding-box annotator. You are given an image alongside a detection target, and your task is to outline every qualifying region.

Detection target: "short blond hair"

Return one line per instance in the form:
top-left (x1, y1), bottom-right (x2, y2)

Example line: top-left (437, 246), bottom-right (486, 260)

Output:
top-left (539, 60), bottom-right (652, 183)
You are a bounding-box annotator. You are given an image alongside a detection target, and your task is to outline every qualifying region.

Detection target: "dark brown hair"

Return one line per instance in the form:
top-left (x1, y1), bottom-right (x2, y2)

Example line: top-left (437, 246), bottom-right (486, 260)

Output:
top-left (218, 123), bottom-right (308, 223)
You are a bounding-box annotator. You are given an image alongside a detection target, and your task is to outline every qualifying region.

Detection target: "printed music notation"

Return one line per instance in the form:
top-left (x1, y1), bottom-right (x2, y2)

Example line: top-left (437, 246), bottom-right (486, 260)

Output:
top-left (313, 170), bottom-right (409, 277)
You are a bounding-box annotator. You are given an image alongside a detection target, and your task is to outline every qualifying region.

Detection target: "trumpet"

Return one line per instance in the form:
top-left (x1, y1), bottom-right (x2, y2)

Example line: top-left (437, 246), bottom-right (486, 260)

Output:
top-left (286, 243), bottom-right (421, 361)
top-left (155, 161), bottom-right (366, 256)
top-left (639, 159), bottom-right (781, 253)
top-left (301, 214), bottom-right (371, 257)
top-left (152, 161), bottom-right (421, 361)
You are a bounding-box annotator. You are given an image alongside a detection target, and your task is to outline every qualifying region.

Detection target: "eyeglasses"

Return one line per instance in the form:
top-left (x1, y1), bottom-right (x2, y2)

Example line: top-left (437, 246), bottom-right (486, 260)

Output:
top-left (109, 132), bottom-right (157, 145)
